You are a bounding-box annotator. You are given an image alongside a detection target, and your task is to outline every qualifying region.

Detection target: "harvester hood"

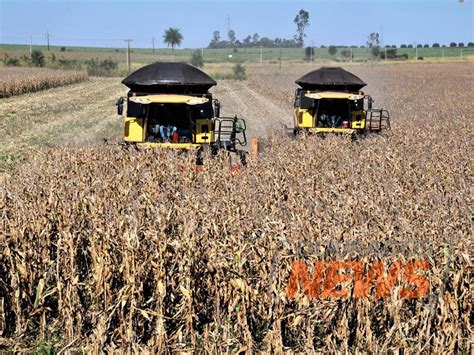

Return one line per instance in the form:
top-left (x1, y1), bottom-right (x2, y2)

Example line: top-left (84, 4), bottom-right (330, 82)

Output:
top-left (296, 67), bottom-right (366, 92)
top-left (122, 62), bottom-right (217, 93)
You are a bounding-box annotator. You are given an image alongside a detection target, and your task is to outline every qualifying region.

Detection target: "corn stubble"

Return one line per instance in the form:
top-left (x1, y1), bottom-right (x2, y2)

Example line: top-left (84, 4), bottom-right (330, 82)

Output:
top-left (0, 63), bottom-right (472, 352)
top-left (0, 133), bottom-right (470, 352)
top-left (0, 67), bottom-right (88, 98)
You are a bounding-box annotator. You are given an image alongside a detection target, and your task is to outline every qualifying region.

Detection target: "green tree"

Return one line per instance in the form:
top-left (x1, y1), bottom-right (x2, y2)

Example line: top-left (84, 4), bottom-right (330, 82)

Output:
top-left (252, 33), bottom-right (260, 45)
top-left (293, 9), bottom-right (310, 47)
top-left (31, 50), bottom-right (45, 67)
top-left (367, 32), bottom-right (381, 58)
top-left (190, 49), bottom-right (204, 68)
top-left (208, 31), bottom-right (221, 48)
top-left (163, 27), bottom-right (183, 60)
top-left (328, 45), bottom-right (337, 57)
top-left (228, 30), bottom-right (236, 46)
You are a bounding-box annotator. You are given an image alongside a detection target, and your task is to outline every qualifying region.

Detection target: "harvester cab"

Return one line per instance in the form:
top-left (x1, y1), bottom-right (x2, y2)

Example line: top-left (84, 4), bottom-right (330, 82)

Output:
top-left (117, 62), bottom-right (247, 163)
top-left (293, 67), bottom-right (390, 136)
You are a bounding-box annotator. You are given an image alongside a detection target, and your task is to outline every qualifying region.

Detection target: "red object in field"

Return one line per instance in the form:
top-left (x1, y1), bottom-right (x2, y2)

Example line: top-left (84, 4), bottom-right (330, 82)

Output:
top-left (343, 121), bottom-right (349, 128)
top-left (172, 132), bottom-right (179, 143)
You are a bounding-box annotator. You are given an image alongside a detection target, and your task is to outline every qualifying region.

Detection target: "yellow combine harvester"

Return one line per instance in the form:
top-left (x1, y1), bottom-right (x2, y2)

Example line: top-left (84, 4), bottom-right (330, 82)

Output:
top-left (117, 62), bottom-right (247, 164)
top-left (293, 67), bottom-right (390, 136)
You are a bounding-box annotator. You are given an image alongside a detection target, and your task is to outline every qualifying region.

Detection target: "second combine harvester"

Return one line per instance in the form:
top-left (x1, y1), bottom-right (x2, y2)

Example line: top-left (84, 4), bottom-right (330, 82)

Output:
top-left (293, 67), bottom-right (390, 136)
top-left (117, 62), bottom-right (247, 164)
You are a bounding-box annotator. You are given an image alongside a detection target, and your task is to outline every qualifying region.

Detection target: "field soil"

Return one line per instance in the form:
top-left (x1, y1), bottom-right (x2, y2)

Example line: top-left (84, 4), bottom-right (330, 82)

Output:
top-left (4, 61), bottom-right (471, 171)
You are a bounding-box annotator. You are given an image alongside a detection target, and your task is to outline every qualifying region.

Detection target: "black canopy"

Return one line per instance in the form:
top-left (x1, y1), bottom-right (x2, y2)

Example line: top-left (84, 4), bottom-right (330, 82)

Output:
top-left (295, 67), bottom-right (366, 92)
top-left (122, 62), bottom-right (217, 93)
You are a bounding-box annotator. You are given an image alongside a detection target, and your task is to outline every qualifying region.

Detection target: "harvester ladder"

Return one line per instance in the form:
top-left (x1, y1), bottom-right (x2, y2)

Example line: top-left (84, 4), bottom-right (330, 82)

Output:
top-left (366, 109), bottom-right (390, 132)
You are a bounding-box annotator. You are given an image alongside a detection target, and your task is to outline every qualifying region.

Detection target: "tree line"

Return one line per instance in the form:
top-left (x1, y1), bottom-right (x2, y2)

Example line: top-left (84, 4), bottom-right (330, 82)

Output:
top-left (208, 9), bottom-right (310, 49)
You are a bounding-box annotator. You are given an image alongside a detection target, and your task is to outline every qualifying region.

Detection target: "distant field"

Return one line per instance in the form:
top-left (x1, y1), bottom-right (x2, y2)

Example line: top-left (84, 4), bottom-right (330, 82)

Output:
top-left (1, 43), bottom-right (473, 65)
top-left (0, 67), bottom-right (88, 98)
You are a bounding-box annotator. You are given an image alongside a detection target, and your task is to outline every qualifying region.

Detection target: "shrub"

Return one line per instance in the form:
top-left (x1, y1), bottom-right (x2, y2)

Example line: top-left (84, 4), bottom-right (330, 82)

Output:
top-left (328, 45), bottom-right (337, 56)
top-left (341, 49), bottom-right (351, 60)
top-left (304, 46), bottom-right (314, 61)
top-left (432, 43), bottom-right (440, 48)
top-left (381, 48), bottom-right (397, 60)
top-left (190, 49), bottom-right (204, 68)
top-left (85, 57), bottom-right (118, 77)
top-left (232, 63), bottom-right (246, 80)
top-left (60, 46), bottom-right (66, 52)
top-left (371, 46), bottom-right (381, 58)
top-left (2, 53), bottom-right (20, 67)
top-left (31, 50), bottom-right (45, 67)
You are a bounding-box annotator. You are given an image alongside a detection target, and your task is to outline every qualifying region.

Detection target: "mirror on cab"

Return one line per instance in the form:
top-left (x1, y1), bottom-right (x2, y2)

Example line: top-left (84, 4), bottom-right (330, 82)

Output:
top-left (117, 97), bottom-right (124, 116)
top-left (367, 96), bottom-right (373, 110)
top-left (235, 118), bottom-right (246, 133)
top-left (213, 99), bottom-right (221, 118)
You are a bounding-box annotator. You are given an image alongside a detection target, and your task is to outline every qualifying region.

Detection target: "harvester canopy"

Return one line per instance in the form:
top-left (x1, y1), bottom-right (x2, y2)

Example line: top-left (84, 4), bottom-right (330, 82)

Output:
top-left (122, 62), bottom-right (217, 94)
top-left (296, 67), bottom-right (366, 92)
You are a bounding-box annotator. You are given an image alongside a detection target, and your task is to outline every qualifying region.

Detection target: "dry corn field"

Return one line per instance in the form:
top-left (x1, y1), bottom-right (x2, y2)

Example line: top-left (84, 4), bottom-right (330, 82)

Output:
top-left (0, 62), bottom-right (472, 352)
top-left (0, 67), bottom-right (88, 98)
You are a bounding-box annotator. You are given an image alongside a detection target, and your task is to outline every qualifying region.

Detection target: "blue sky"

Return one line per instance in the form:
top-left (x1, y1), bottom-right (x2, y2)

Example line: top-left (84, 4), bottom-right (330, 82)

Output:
top-left (1, 0), bottom-right (472, 48)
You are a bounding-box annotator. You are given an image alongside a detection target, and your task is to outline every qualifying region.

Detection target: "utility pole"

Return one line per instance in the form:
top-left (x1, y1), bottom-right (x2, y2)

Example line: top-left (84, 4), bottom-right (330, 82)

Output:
top-left (260, 45), bottom-right (263, 65)
top-left (385, 47), bottom-right (387, 61)
top-left (152, 37), bottom-right (155, 53)
top-left (124, 39), bottom-right (133, 74)
top-left (29, 35), bottom-right (32, 55)
top-left (279, 43), bottom-right (282, 70)
top-left (350, 47), bottom-right (353, 62)
top-left (46, 30), bottom-right (51, 51)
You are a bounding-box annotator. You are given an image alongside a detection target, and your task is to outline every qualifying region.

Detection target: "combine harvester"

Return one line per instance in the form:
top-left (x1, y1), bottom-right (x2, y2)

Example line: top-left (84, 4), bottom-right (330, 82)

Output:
top-left (117, 62), bottom-right (247, 164)
top-left (293, 67), bottom-right (390, 136)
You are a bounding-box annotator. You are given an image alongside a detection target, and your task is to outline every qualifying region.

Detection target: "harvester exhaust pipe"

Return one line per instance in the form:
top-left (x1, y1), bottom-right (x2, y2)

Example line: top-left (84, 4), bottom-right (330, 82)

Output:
top-left (213, 99), bottom-right (221, 118)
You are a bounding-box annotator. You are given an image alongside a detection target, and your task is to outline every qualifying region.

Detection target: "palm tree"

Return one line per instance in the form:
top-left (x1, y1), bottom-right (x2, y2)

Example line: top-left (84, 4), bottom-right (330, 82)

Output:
top-left (163, 28), bottom-right (183, 61)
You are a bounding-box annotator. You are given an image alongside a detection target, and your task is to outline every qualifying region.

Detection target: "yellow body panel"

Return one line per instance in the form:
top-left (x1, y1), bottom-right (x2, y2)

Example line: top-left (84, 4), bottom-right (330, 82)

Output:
top-left (308, 127), bottom-right (356, 134)
top-left (195, 119), bottom-right (214, 143)
top-left (295, 109), bottom-right (315, 128)
top-left (124, 117), bottom-right (144, 142)
top-left (351, 111), bottom-right (366, 129)
top-left (130, 95), bottom-right (209, 105)
top-left (137, 142), bottom-right (201, 150)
